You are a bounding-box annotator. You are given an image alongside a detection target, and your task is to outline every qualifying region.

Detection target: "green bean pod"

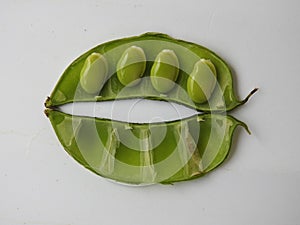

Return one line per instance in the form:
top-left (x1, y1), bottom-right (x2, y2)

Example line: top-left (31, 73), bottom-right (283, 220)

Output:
top-left (45, 32), bottom-right (257, 112)
top-left (44, 33), bottom-right (257, 185)
top-left (45, 109), bottom-right (249, 185)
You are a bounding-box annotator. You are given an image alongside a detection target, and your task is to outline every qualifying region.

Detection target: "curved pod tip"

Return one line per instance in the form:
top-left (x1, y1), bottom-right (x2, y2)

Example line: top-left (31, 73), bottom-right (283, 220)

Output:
top-left (241, 88), bottom-right (259, 105)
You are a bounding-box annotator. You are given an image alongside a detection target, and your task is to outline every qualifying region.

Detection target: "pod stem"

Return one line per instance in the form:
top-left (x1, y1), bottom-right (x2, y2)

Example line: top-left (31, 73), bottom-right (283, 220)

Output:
top-left (44, 96), bottom-right (52, 108)
top-left (241, 88), bottom-right (259, 105)
top-left (237, 119), bottom-right (251, 135)
top-left (44, 108), bottom-right (50, 117)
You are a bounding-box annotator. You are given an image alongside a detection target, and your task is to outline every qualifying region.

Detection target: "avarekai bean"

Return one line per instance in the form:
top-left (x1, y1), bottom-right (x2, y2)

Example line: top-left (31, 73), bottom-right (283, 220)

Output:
top-left (117, 46), bottom-right (146, 87)
top-left (187, 59), bottom-right (217, 103)
top-left (80, 53), bottom-right (108, 94)
top-left (150, 49), bottom-right (179, 93)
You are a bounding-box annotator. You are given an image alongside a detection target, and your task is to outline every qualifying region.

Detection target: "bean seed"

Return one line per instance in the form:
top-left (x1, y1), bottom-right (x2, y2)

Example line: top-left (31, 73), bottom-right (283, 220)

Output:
top-left (187, 59), bottom-right (217, 103)
top-left (117, 46), bottom-right (146, 87)
top-left (150, 49), bottom-right (179, 93)
top-left (80, 53), bottom-right (108, 94)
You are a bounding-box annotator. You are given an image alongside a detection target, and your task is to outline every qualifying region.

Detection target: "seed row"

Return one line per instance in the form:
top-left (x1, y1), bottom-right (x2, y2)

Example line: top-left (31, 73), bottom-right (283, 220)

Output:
top-left (80, 46), bottom-right (218, 104)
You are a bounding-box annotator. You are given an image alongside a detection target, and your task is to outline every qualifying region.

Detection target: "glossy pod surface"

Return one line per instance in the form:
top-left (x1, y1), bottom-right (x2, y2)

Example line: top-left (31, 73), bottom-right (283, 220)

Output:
top-left (45, 33), bottom-right (257, 185)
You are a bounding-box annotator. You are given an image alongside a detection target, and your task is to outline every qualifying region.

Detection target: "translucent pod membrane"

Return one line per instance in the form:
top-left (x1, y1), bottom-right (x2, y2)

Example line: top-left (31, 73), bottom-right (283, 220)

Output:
top-left (46, 108), bottom-right (248, 185)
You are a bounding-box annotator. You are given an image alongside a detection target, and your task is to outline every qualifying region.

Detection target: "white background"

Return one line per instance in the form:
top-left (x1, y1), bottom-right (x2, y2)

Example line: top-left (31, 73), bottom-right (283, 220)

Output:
top-left (1, 0), bottom-right (300, 224)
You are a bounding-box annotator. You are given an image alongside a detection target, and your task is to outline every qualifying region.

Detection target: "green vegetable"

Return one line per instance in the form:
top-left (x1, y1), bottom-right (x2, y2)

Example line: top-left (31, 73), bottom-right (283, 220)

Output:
top-left (44, 32), bottom-right (257, 112)
top-left (44, 32), bottom-right (257, 185)
top-left (79, 53), bottom-right (108, 94)
top-left (117, 46), bottom-right (146, 87)
top-left (45, 109), bottom-right (249, 185)
top-left (187, 59), bottom-right (217, 103)
top-left (150, 49), bottom-right (179, 93)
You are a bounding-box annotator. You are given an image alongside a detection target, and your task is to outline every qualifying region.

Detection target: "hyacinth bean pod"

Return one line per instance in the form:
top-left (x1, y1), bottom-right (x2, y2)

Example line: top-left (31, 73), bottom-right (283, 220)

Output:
top-left (45, 109), bottom-right (249, 184)
top-left (44, 33), bottom-right (257, 185)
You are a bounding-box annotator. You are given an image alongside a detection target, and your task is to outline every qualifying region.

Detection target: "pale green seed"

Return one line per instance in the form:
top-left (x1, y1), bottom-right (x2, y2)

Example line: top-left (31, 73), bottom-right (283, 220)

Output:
top-left (187, 59), bottom-right (217, 103)
top-left (80, 53), bottom-right (108, 94)
top-left (117, 46), bottom-right (146, 87)
top-left (201, 59), bottom-right (217, 77)
top-left (150, 49), bottom-right (179, 93)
